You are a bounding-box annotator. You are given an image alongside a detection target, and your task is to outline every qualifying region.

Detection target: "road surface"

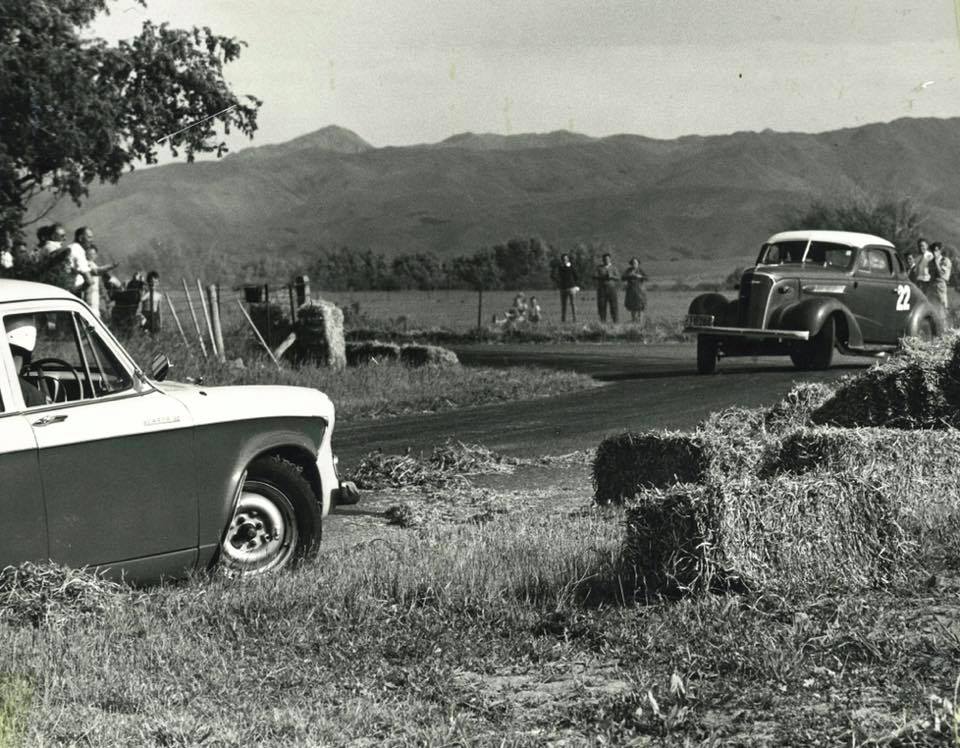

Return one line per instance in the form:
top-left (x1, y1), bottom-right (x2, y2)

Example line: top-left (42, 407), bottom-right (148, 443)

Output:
top-left (333, 342), bottom-right (871, 467)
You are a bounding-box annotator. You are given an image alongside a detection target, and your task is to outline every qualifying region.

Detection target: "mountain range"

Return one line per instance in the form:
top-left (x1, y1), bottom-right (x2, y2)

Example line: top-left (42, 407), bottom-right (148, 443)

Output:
top-left (45, 118), bottom-right (960, 264)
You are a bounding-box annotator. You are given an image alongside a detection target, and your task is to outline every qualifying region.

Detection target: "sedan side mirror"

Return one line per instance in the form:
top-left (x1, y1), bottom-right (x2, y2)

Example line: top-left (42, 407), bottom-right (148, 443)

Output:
top-left (149, 353), bottom-right (171, 382)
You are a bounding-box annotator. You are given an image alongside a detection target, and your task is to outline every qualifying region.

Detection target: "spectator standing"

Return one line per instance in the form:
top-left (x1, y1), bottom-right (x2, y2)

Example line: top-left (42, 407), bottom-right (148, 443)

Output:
top-left (84, 244), bottom-right (119, 319)
top-left (42, 224), bottom-right (67, 256)
top-left (65, 227), bottom-right (94, 297)
top-left (622, 257), bottom-right (648, 325)
top-left (556, 253), bottom-right (579, 322)
top-left (127, 271), bottom-right (146, 293)
top-left (594, 253), bottom-right (620, 323)
top-left (139, 271), bottom-right (163, 332)
top-left (912, 237), bottom-right (934, 296)
top-left (931, 242), bottom-right (952, 316)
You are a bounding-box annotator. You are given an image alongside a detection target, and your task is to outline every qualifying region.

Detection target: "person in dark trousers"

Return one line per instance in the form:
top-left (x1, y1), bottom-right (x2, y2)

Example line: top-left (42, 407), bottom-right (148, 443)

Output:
top-left (556, 253), bottom-right (579, 322)
top-left (594, 253), bottom-right (619, 323)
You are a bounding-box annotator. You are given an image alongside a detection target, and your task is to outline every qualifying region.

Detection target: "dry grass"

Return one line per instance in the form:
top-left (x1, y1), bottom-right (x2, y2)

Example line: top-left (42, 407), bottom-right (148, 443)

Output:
top-left (0, 562), bottom-right (127, 628)
top-left (119, 328), bottom-right (596, 421)
top-left (352, 440), bottom-right (520, 490)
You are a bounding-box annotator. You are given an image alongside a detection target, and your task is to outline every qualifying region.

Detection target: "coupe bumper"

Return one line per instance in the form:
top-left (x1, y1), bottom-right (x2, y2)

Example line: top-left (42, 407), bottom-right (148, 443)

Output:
top-left (684, 322), bottom-right (810, 341)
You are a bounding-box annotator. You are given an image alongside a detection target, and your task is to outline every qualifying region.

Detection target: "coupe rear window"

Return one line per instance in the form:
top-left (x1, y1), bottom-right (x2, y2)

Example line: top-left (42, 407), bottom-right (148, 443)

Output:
top-left (759, 240), bottom-right (855, 270)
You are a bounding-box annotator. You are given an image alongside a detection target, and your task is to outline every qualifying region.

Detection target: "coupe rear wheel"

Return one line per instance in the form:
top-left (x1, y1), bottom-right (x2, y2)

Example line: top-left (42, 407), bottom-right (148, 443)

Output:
top-left (696, 335), bottom-right (718, 375)
top-left (218, 456), bottom-right (321, 576)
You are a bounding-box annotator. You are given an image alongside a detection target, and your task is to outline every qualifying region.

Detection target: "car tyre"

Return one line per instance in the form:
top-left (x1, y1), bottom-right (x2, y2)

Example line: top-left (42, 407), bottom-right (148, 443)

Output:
top-left (696, 335), bottom-right (719, 375)
top-left (807, 315), bottom-right (836, 370)
top-left (791, 316), bottom-right (835, 370)
top-left (218, 456), bottom-right (321, 576)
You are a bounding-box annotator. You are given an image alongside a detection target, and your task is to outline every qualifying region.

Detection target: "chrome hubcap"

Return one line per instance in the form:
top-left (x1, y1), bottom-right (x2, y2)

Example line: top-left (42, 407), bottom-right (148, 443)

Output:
top-left (221, 485), bottom-right (297, 574)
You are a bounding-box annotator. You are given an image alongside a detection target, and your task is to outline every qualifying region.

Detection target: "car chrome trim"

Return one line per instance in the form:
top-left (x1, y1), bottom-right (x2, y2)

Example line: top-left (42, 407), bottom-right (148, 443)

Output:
top-left (685, 325), bottom-right (810, 341)
top-left (803, 284), bottom-right (847, 294)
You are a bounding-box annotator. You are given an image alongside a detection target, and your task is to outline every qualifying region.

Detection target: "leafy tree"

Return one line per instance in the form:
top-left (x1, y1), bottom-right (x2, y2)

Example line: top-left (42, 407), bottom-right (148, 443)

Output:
top-left (451, 249), bottom-right (502, 290)
top-left (1, 0), bottom-right (260, 237)
top-left (491, 237), bottom-right (551, 288)
top-left (779, 196), bottom-right (923, 258)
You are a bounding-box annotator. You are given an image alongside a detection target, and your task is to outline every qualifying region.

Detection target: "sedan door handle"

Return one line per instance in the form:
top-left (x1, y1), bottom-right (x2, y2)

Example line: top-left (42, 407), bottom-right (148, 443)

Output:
top-left (32, 414), bottom-right (68, 427)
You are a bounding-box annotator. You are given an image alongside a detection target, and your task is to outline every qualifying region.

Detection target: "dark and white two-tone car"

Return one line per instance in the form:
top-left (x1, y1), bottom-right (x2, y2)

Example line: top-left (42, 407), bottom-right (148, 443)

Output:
top-left (684, 230), bottom-right (943, 374)
top-left (1, 280), bottom-right (357, 583)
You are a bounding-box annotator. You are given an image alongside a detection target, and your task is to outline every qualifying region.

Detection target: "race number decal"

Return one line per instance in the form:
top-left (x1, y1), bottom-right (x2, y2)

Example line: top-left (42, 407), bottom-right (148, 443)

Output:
top-left (896, 284), bottom-right (911, 311)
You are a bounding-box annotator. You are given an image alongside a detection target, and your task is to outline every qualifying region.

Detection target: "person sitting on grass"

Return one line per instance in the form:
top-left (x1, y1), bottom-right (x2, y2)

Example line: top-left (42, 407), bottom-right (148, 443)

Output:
top-left (505, 292), bottom-right (528, 325)
top-left (528, 295), bottom-right (542, 323)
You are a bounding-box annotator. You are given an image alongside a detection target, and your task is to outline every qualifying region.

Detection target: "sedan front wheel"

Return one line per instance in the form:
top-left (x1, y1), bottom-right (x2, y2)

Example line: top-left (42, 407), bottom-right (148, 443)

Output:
top-left (218, 457), bottom-right (321, 575)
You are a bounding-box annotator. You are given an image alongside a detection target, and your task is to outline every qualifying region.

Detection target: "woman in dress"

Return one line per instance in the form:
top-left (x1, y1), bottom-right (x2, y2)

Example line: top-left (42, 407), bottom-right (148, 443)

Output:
top-left (622, 257), bottom-right (647, 325)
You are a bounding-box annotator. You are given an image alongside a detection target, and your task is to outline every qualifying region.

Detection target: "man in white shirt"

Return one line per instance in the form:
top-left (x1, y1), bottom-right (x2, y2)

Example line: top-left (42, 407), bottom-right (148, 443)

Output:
top-left (912, 237), bottom-right (934, 296)
top-left (66, 226), bottom-right (94, 296)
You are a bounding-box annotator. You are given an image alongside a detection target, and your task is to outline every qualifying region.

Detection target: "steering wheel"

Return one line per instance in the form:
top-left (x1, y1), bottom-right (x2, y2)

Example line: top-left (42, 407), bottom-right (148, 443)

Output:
top-left (27, 357), bottom-right (84, 403)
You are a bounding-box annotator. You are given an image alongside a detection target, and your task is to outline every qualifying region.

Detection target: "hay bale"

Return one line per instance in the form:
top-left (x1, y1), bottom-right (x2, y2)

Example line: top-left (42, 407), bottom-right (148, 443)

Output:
top-left (593, 432), bottom-right (706, 505)
top-left (623, 474), bottom-right (915, 596)
top-left (295, 300), bottom-right (346, 369)
top-left (812, 337), bottom-right (954, 428)
top-left (763, 381), bottom-right (835, 432)
top-left (763, 427), bottom-right (960, 539)
top-left (695, 407), bottom-right (772, 481)
top-left (400, 343), bottom-right (460, 367)
top-left (346, 340), bottom-right (401, 366)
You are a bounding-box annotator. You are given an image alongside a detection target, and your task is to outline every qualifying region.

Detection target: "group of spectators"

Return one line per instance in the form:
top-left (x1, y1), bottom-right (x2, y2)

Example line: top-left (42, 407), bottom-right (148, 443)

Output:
top-left (0, 223), bottom-right (162, 330)
top-left (556, 252), bottom-right (648, 325)
top-left (907, 237), bottom-right (952, 312)
top-left (498, 252), bottom-right (649, 327)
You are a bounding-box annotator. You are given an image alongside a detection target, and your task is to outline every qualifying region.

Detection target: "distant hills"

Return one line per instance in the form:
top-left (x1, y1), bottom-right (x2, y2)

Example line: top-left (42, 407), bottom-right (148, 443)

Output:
top-left (44, 118), bottom-right (960, 265)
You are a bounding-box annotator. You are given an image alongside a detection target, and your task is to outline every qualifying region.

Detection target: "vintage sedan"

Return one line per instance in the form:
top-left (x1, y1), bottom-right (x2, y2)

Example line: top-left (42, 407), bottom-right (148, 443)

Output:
top-left (1, 279), bottom-right (357, 582)
top-left (684, 230), bottom-right (942, 374)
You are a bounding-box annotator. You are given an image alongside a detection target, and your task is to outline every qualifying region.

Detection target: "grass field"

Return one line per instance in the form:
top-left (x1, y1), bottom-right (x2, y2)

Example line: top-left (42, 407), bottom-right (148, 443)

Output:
top-left (323, 287), bottom-right (701, 331)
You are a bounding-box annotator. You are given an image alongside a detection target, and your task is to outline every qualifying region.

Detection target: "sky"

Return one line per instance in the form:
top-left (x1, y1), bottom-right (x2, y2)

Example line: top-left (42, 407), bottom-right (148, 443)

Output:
top-left (90, 0), bottom-right (960, 154)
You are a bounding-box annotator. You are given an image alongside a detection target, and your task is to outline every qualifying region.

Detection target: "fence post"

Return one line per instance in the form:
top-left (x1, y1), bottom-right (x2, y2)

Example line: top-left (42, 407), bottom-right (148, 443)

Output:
top-left (287, 284), bottom-right (297, 325)
top-left (197, 278), bottom-right (218, 358)
top-left (207, 283), bottom-right (226, 361)
top-left (476, 287), bottom-right (483, 329)
top-left (181, 278), bottom-right (208, 358)
top-left (294, 275), bottom-right (310, 306)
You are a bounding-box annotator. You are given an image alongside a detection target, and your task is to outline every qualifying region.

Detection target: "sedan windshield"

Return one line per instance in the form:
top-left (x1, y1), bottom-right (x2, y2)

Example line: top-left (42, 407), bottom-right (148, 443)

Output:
top-left (758, 240), bottom-right (855, 270)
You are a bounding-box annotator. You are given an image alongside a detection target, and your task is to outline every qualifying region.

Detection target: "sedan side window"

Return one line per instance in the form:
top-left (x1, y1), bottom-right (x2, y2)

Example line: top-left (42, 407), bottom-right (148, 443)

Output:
top-left (3, 311), bottom-right (132, 408)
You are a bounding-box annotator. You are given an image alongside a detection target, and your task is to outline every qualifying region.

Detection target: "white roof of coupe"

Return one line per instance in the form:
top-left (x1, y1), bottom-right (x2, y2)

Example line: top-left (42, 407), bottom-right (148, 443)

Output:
top-left (766, 230), bottom-right (894, 249)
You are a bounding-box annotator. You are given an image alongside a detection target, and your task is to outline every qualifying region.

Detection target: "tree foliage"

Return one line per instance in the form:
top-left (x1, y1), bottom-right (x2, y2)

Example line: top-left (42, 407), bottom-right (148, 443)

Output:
top-left (0, 0), bottom-right (260, 236)
top-left (779, 196), bottom-right (924, 257)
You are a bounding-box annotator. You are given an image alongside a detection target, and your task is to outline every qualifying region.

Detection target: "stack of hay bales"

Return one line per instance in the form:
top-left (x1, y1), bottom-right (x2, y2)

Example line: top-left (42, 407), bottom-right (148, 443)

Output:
top-left (400, 343), bottom-right (460, 368)
top-left (344, 341), bottom-right (460, 368)
top-left (294, 300), bottom-right (346, 369)
top-left (346, 341), bottom-right (401, 366)
top-left (601, 336), bottom-right (960, 597)
top-left (812, 335), bottom-right (957, 428)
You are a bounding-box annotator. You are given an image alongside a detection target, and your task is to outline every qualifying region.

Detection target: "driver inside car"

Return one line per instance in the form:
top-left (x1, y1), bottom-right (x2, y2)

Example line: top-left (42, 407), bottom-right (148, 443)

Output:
top-left (5, 315), bottom-right (48, 407)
